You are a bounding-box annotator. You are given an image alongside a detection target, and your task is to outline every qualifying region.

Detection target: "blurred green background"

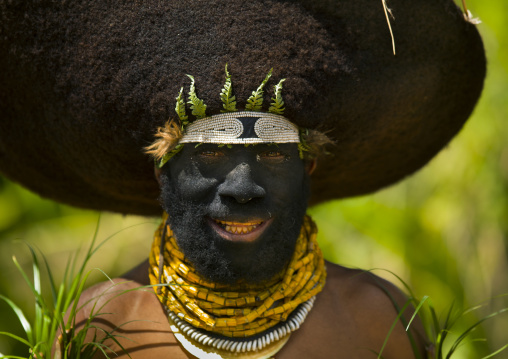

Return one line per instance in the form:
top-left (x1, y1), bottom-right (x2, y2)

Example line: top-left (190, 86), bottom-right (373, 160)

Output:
top-left (1, 0), bottom-right (507, 357)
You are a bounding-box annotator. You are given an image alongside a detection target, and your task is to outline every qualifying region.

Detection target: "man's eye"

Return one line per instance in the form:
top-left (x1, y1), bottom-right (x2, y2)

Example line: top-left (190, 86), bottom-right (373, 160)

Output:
top-left (199, 150), bottom-right (224, 157)
top-left (258, 150), bottom-right (287, 161)
top-left (264, 151), bottom-right (282, 157)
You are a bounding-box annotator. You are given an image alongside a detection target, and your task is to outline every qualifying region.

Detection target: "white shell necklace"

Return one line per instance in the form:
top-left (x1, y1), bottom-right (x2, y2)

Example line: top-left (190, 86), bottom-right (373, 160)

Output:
top-left (166, 296), bottom-right (316, 359)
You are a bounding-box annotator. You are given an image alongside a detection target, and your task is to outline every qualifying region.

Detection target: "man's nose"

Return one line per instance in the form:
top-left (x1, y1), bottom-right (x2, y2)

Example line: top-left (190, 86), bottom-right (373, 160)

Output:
top-left (218, 163), bottom-right (266, 203)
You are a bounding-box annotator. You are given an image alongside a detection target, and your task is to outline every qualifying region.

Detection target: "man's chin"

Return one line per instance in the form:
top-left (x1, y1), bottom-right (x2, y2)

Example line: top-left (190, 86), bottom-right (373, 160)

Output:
top-left (207, 217), bottom-right (274, 243)
top-left (161, 190), bottom-right (306, 285)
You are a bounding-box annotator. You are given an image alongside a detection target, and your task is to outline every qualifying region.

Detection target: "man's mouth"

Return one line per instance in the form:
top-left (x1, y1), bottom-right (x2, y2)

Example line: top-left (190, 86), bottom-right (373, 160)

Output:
top-left (208, 218), bottom-right (272, 242)
top-left (215, 220), bottom-right (263, 234)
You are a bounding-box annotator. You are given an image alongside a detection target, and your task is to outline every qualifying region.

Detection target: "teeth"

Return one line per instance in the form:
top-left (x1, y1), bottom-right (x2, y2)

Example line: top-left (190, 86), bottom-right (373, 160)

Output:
top-left (216, 220), bottom-right (263, 226)
top-left (217, 220), bottom-right (262, 234)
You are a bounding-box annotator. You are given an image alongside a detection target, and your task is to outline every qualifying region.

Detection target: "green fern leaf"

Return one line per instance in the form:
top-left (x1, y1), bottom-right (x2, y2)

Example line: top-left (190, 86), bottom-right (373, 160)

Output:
top-left (175, 87), bottom-right (189, 126)
top-left (158, 144), bottom-right (184, 168)
top-left (187, 75), bottom-right (207, 119)
top-left (298, 129), bottom-right (311, 159)
top-left (220, 64), bottom-right (237, 112)
top-left (268, 78), bottom-right (286, 115)
top-left (245, 68), bottom-right (273, 111)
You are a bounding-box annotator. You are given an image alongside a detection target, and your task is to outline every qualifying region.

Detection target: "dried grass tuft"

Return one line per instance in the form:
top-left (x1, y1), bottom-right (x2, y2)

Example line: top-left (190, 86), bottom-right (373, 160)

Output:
top-left (381, 0), bottom-right (396, 55)
top-left (304, 129), bottom-right (335, 159)
top-left (144, 120), bottom-right (183, 160)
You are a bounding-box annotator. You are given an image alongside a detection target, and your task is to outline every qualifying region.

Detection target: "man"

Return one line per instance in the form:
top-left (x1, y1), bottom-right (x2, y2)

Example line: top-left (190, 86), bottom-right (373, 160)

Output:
top-left (66, 73), bottom-right (429, 358)
top-left (0, 0), bottom-right (485, 358)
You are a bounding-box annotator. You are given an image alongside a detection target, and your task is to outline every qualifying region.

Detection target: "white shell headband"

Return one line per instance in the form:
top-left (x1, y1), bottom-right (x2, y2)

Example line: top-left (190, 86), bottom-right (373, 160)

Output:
top-left (179, 111), bottom-right (300, 145)
top-left (157, 66), bottom-right (310, 168)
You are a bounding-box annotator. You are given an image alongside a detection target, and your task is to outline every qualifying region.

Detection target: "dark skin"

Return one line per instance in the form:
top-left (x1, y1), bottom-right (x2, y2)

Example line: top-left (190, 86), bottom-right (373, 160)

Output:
top-left (65, 143), bottom-right (430, 358)
top-left (158, 143), bottom-right (310, 284)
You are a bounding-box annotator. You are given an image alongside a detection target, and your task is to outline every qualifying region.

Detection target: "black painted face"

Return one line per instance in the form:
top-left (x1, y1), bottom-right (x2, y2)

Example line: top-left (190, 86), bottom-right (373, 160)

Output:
top-left (158, 143), bottom-right (310, 285)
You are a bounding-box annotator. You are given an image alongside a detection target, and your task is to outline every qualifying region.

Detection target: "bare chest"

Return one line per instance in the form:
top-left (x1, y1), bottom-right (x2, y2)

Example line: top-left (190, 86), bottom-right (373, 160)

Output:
top-left (98, 293), bottom-right (373, 359)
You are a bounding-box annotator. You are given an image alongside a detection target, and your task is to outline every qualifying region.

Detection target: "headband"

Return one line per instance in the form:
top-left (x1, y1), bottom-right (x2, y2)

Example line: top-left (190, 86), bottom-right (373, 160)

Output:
top-left (155, 66), bottom-right (309, 168)
top-left (179, 111), bottom-right (300, 145)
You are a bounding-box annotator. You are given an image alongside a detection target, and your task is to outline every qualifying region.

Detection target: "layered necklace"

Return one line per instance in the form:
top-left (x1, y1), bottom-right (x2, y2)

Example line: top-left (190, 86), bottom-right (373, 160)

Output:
top-left (149, 214), bottom-right (326, 358)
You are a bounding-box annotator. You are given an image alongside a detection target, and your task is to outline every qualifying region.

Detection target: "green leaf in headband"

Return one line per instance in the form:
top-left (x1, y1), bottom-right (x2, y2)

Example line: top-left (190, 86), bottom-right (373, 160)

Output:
top-left (175, 87), bottom-right (189, 126)
top-left (269, 78), bottom-right (286, 115)
top-left (158, 144), bottom-right (184, 168)
top-left (245, 68), bottom-right (272, 112)
top-left (187, 75), bottom-right (207, 119)
top-left (220, 64), bottom-right (237, 113)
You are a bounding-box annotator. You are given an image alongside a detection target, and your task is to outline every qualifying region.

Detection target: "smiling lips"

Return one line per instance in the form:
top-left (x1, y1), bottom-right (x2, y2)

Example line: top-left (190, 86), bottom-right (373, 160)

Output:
top-left (215, 220), bottom-right (263, 234)
top-left (210, 218), bottom-right (271, 242)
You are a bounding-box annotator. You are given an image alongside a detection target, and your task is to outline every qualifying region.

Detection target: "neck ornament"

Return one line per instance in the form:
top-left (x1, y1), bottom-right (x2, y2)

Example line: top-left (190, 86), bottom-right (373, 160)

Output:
top-left (149, 214), bottom-right (326, 357)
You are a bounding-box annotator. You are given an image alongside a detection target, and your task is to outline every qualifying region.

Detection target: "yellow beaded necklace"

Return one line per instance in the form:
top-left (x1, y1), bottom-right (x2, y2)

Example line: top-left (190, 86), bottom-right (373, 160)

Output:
top-left (149, 213), bottom-right (326, 342)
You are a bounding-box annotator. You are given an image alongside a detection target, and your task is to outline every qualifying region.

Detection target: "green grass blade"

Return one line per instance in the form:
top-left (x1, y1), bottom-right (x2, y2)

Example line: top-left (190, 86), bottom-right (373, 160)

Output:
top-left (462, 304), bottom-right (486, 316)
top-left (411, 297), bottom-right (434, 344)
top-left (24, 245), bottom-right (44, 347)
top-left (367, 268), bottom-right (418, 299)
top-left (0, 294), bottom-right (33, 343)
top-left (32, 340), bottom-right (49, 358)
top-left (481, 343), bottom-right (508, 359)
top-left (77, 214), bottom-right (101, 275)
top-left (40, 315), bottom-right (51, 352)
top-left (89, 325), bottom-right (135, 359)
top-left (63, 260), bottom-right (93, 318)
top-left (66, 271), bottom-right (93, 331)
top-left (11, 256), bottom-right (45, 315)
top-left (0, 331), bottom-right (32, 347)
top-left (406, 295), bottom-right (430, 331)
top-left (446, 308), bottom-right (508, 359)
top-left (438, 302), bottom-right (456, 358)
top-left (62, 250), bottom-right (73, 286)
top-left (88, 222), bottom-right (152, 261)
top-left (377, 300), bottom-right (411, 358)
top-left (367, 349), bottom-right (385, 359)
top-left (428, 302), bottom-right (441, 342)
top-left (40, 246), bottom-right (59, 303)
top-left (64, 248), bottom-right (79, 289)
top-left (84, 341), bottom-right (119, 359)
top-left (362, 270), bottom-right (423, 359)
top-left (2, 217), bottom-right (157, 359)
top-left (62, 253), bottom-right (85, 315)
top-left (50, 282), bottom-right (67, 347)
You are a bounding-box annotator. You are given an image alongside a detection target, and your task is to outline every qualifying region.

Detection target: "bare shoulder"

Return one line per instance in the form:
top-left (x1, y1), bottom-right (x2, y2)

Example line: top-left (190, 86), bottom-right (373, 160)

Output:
top-left (74, 278), bottom-right (154, 324)
top-left (320, 261), bottom-right (429, 358)
top-left (72, 260), bottom-right (160, 333)
top-left (324, 261), bottom-right (411, 311)
top-left (68, 278), bottom-right (184, 359)
top-left (281, 261), bottom-right (429, 358)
